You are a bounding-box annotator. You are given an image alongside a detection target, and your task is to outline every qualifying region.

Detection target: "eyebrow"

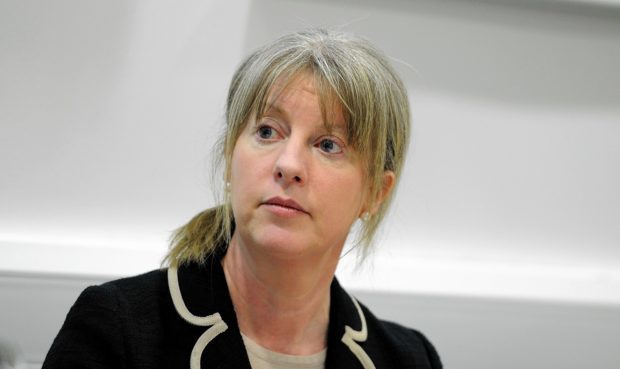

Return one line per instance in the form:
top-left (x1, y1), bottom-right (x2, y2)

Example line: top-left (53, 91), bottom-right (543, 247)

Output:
top-left (263, 99), bottom-right (348, 136)
top-left (324, 121), bottom-right (347, 135)
top-left (263, 100), bottom-right (286, 117)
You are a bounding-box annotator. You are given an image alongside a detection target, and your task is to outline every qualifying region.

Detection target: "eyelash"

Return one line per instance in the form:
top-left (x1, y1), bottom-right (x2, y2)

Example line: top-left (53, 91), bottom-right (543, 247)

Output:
top-left (254, 122), bottom-right (346, 155)
top-left (315, 137), bottom-right (344, 154)
top-left (256, 125), bottom-right (279, 140)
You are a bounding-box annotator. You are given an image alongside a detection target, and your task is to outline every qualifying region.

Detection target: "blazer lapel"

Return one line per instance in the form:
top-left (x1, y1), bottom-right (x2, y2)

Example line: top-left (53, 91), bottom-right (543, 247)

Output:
top-left (169, 259), bottom-right (253, 369)
top-left (169, 253), bottom-right (377, 369)
top-left (325, 278), bottom-right (376, 369)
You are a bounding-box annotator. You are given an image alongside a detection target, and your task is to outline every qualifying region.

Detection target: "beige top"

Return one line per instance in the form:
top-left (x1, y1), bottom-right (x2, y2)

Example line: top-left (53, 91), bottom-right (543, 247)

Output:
top-left (241, 333), bottom-right (326, 369)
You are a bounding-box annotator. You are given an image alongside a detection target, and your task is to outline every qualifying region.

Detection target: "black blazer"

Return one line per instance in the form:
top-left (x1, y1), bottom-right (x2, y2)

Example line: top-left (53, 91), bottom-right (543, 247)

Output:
top-left (42, 249), bottom-right (442, 369)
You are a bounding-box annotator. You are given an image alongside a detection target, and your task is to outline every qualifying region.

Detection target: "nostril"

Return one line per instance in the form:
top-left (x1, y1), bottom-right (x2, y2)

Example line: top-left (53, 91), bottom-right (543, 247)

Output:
top-left (294, 176), bottom-right (302, 182)
top-left (277, 172), bottom-right (283, 178)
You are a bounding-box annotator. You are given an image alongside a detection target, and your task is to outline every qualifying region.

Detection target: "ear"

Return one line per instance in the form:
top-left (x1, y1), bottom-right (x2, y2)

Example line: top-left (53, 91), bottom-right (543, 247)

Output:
top-left (363, 170), bottom-right (395, 216)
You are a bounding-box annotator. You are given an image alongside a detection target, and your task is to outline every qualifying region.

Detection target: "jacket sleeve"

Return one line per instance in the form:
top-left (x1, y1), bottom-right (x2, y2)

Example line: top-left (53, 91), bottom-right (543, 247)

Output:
top-left (415, 330), bottom-right (442, 369)
top-left (42, 284), bottom-right (127, 369)
top-left (374, 318), bottom-right (443, 369)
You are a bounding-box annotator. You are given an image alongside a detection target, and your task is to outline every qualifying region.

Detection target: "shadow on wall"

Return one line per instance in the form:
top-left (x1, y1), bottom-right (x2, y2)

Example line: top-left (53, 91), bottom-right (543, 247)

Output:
top-left (355, 289), bottom-right (620, 369)
top-left (0, 338), bottom-right (27, 369)
top-left (242, 0), bottom-right (620, 109)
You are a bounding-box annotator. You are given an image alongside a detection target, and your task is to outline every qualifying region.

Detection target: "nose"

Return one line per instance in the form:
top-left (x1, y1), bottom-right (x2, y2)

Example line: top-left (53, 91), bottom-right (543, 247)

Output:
top-left (274, 139), bottom-right (306, 186)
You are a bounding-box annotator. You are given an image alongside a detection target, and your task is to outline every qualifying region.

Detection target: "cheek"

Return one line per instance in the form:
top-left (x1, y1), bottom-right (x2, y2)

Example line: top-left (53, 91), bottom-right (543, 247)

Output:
top-left (317, 169), bottom-right (366, 220)
top-left (231, 136), bottom-right (253, 184)
top-left (229, 142), bottom-right (271, 210)
top-left (229, 147), bottom-right (252, 213)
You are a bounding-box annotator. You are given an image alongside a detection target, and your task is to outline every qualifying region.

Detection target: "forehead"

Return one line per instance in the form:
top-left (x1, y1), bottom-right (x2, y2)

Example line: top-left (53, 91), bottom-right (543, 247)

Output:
top-left (266, 74), bottom-right (318, 111)
top-left (262, 72), bottom-right (347, 131)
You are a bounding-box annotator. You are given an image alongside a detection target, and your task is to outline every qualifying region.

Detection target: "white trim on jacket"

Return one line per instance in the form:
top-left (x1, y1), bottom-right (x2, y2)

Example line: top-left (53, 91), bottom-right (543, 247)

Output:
top-left (167, 265), bottom-right (376, 369)
top-left (168, 266), bottom-right (229, 369)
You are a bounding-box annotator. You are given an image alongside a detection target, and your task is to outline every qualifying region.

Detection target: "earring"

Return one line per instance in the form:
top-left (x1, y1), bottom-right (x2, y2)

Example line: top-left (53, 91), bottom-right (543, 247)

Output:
top-left (225, 182), bottom-right (231, 192)
top-left (361, 212), bottom-right (370, 222)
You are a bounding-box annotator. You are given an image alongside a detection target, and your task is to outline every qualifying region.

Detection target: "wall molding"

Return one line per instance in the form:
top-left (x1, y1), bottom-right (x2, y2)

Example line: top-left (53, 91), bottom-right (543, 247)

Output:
top-left (2, 240), bottom-right (620, 305)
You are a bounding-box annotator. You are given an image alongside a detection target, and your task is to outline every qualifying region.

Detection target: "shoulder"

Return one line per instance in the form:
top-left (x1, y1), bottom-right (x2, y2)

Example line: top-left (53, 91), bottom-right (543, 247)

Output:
top-left (360, 301), bottom-right (443, 369)
top-left (99, 268), bottom-right (167, 306)
top-left (44, 262), bottom-right (228, 369)
top-left (42, 269), bottom-right (170, 368)
top-left (68, 269), bottom-right (167, 318)
top-left (329, 279), bottom-right (442, 368)
top-left (72, 261), bottom-right (228, 319)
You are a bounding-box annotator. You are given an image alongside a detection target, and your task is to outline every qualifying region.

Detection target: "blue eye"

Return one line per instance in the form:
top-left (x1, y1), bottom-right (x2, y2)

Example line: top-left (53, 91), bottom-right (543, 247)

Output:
top-left (257, 125), bottom-right (277, 139)
top-left (318, 138), bottom-right (343, 154)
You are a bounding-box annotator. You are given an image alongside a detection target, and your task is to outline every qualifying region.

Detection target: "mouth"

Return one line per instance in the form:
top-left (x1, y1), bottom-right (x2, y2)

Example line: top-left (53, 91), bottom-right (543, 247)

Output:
top-left (261, 196), bottom-right (309, 215)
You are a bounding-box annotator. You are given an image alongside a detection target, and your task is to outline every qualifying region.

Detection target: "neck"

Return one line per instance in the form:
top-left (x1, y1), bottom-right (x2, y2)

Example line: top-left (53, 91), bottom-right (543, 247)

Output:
top-left (222, 233), bottom-right (338, 355)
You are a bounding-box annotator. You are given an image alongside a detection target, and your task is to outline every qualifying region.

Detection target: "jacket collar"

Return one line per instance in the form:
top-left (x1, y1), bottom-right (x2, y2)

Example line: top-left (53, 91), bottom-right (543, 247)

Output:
top-left (167, 249), bottom-right (376, 369)
top-left (326, 277), bottom-right (376, 369)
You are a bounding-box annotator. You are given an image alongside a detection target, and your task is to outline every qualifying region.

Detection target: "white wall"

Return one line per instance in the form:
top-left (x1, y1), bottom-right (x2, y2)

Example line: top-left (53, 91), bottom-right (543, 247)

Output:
top-left (1, 0), bottom-right (619, 368)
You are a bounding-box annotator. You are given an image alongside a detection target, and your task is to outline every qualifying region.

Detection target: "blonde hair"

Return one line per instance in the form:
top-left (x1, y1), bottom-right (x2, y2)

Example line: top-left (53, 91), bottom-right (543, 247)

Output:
top-left (165, 28), bottom-right (410, 267)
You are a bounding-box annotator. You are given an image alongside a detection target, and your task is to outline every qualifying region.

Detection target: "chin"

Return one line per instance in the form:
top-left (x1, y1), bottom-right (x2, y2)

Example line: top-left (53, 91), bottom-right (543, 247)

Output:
top-left (247, 225), bottom-right (315, 258)
top-left (265, 234), bottom-right (310, 254)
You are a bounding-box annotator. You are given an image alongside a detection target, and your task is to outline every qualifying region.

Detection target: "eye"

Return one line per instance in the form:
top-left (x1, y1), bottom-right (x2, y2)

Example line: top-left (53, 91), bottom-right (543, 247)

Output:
top-left (317, 138), bottom-right (343, 154)
top-left (256, 125), bottom-right (278, 140)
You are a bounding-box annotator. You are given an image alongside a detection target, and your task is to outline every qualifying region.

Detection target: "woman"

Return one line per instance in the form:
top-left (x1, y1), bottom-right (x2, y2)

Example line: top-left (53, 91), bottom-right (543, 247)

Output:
top-left (43, 29), bottom-right (442, 369)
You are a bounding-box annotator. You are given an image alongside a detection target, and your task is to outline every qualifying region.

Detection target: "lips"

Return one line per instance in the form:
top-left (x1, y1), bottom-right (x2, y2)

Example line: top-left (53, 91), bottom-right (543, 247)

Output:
top-left (261, 196), bottom-right (309, 215)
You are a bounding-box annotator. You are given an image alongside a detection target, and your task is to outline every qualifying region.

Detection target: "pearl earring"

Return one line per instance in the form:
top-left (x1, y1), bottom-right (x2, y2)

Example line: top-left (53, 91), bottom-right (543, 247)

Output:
top-left (361, 212), bottom-right (370, 222)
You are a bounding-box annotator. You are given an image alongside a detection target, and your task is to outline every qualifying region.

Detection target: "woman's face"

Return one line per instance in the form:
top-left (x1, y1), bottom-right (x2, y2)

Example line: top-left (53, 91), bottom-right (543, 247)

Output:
top-left (229, 73), bottom-right (368, 264)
